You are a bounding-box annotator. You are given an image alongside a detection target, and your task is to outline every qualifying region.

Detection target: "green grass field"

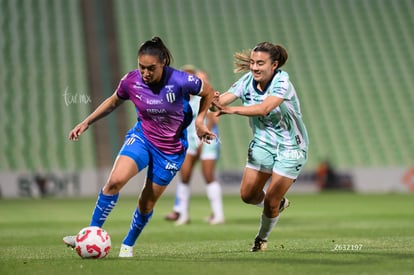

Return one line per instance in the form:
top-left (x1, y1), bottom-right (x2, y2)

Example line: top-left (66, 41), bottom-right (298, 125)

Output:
top-left (0, 192), bottom-right (413, 275)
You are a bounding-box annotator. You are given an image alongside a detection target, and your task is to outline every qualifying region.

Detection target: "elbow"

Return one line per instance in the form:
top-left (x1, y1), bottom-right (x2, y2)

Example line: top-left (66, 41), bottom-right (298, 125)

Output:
top-left (110, 96), bottom-right (123, 109)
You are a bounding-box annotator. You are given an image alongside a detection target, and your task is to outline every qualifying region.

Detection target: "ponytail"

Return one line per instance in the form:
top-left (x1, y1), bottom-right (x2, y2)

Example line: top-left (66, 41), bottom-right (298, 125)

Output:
top-left (233, 49), bottom-right (252, 73)
top-left (138, 36), bottom-right (173, 65)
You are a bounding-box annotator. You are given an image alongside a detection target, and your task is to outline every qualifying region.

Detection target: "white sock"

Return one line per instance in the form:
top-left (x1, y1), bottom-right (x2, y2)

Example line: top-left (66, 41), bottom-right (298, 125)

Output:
top-left (206, 181), bottom-right (224, 221)
top-left (174, 181), bottom-right (190, 219)
top-left (257, 213), bottom-right (279, 240)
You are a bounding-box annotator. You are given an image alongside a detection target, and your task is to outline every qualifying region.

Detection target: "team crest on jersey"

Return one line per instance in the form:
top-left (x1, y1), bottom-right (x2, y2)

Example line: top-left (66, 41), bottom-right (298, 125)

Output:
top-left (165, 85), bottom-right (176, 103)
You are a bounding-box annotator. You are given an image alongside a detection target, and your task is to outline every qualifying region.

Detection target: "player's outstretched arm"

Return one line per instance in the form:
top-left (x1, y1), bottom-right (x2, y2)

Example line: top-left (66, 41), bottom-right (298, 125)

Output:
top-left (211, 91), bottom-right (238, 115)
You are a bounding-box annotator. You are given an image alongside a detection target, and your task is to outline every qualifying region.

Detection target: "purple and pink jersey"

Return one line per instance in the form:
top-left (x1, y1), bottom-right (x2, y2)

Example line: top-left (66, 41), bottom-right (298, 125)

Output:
top-left (116, 67), bottom-right (203, 154)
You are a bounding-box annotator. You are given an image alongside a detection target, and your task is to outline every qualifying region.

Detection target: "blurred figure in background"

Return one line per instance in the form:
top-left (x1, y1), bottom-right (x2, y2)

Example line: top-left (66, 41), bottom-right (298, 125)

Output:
top-left (165, 65), bottom-right (225, 225)
top-left (316, 160), bottom-right (354, 191)
top-left (315, 160), bottom-right (337, 190)
top-left (34, 174), bottom-right (48, 197)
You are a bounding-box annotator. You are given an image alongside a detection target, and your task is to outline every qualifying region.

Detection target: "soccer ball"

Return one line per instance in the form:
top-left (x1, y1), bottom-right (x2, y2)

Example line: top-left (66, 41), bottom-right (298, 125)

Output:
top-left (75, 226), bottom-right (111, 259)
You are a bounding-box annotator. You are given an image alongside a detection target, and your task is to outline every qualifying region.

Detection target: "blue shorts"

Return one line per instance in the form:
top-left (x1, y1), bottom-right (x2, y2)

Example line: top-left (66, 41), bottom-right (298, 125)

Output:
top-left (118, 125), bottom-right (186, 186)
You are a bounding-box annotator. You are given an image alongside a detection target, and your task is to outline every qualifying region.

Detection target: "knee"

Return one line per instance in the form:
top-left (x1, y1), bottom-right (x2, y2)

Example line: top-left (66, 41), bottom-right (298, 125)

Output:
top-left (240, 190), bottom-right (257, 204)
top-left (139, 204), bottom-right (154, 214)
top-left (103, 176), bottom-right (126, 194)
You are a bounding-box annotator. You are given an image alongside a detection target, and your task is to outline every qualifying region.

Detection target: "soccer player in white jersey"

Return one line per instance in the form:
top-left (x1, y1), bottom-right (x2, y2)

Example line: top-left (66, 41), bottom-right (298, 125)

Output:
top-left (212, 42), bottom-right (309, 251)
top-left (165, 65), bottom-right (225, 225)
top-left (63, 37), bottom-right (216, 257)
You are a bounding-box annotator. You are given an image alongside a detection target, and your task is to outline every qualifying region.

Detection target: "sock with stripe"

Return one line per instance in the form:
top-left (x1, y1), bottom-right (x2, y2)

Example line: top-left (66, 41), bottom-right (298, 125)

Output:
top-left (89, 190), bottom-right (119, 227)
top-left (122, 207), bottom-right (153, 246)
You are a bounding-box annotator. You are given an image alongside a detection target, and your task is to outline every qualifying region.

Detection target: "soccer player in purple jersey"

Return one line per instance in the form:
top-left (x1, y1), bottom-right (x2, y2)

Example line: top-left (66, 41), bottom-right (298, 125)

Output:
top-left (63, 37), bottom-right (216, 257)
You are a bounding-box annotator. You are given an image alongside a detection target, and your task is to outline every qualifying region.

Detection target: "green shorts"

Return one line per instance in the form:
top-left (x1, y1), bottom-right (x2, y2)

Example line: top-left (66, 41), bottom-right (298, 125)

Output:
top-left (246, 140), bottom-right (308, 179)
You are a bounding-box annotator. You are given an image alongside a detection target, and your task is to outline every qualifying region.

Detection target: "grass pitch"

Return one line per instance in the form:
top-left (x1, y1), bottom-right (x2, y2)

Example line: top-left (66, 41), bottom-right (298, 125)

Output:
top-left (0, 192), bottom-right (413, 275)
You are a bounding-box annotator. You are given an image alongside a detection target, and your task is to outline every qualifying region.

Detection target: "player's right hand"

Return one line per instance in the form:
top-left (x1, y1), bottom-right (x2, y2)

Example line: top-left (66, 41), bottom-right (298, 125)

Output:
top-left (68, 122), bottom-right (89, 141)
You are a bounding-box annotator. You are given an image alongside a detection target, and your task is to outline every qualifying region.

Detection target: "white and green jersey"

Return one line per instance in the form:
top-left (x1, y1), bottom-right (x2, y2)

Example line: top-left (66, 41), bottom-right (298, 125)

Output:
top-left (228, 70), bottom-right (309, 152)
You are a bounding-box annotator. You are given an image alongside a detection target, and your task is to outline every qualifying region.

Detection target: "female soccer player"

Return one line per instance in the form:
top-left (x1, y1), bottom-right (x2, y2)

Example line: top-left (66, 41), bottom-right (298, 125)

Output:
top-left (212, 42), bottom-right (309, 251)
top-left (164, 65), bottom-right (225, 225)
top-left (63, 37), bottom-right (216, 257)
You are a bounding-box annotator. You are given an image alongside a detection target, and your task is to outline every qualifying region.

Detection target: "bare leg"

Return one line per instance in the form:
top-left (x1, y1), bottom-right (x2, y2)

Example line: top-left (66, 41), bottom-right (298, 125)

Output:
top-left (254, 173), bottom-right (294, 246)
top-left (102, 155), bottom-right (139, 195)
top-left (240, 167), bottom-right (271, 205)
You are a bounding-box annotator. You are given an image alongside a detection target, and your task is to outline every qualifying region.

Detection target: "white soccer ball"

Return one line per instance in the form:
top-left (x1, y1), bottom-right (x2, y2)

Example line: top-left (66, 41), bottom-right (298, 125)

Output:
top-left (75, 226), bottom-right (111, 259)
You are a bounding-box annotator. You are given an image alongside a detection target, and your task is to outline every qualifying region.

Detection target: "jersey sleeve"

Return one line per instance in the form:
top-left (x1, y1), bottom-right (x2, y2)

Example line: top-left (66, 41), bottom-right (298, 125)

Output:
top-left (185, 73), bottom-right (203, 96)
top-left (270, 71), bottom-right (291, 100)
top-left (116, 73), bottom-right (131, 100)
top-left (227, 72), bottom-right (250, 98)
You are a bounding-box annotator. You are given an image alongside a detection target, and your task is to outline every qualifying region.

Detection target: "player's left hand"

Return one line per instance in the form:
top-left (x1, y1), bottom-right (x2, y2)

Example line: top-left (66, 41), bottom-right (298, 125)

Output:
top-left (210, 92), bottom-right (222, 111)
top-left (196, 124), bottom-right (216, 144)
top-left (211, 92), bottom-right (234, 116)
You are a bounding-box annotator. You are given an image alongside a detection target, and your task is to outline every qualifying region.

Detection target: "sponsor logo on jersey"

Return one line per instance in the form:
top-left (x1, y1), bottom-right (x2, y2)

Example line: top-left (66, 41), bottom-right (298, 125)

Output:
top-left (188, 75), bottom-right (199, 84)
top-left (165, 161), bottom-right (179, 171)
top-left (147, 108), bottom-right (167, 114)
top-left (146, 99), bottom-right (163, 105)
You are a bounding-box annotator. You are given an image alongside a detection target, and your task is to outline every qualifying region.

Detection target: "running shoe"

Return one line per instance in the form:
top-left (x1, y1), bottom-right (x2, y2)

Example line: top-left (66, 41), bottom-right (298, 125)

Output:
top-left (279, 197), bottom-right (290, 213)
top-left (251, 237), bottom-right (267, 252)
top-left (119, 244), bottom-right (133, 258)
top-left (63, 235), bottom-right (76, 248)
top-left (164, 211), bottom-right (180, 221)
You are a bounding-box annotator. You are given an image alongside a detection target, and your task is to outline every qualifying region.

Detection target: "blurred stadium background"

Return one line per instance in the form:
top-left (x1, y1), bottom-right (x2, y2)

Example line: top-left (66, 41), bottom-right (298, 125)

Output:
top-left (0, 0), bottom-right (413, 197)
